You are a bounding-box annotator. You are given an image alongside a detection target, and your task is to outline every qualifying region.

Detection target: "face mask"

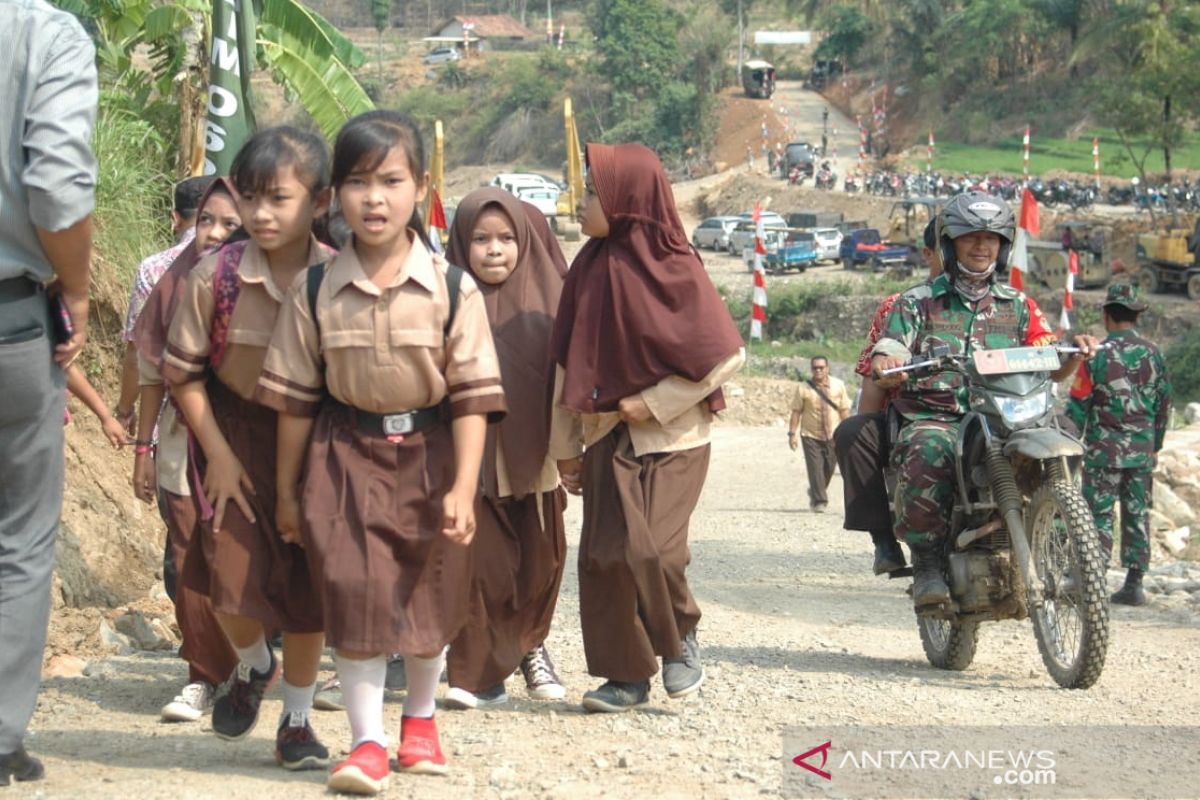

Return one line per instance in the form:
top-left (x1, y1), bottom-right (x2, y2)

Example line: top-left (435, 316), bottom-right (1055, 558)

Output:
top-left (953, 260), bottom-right (996, 302)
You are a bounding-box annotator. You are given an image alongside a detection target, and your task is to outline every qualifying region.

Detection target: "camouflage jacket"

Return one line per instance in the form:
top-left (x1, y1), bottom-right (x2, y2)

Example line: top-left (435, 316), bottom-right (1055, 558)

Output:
top-left (872, 273), bottom-right (1056, 421)
top-left (1065, 329), bottom-right (1171, 469)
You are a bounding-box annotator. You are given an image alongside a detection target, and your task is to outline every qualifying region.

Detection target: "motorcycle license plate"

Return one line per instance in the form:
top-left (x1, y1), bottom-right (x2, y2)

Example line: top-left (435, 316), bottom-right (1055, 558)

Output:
top-left (973, 346), bottom-right (1060, 375)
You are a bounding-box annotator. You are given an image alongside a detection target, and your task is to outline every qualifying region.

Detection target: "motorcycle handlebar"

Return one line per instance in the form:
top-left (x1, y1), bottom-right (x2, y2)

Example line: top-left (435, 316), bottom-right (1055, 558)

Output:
top-left (875, 342), bottom-right (1112, 377)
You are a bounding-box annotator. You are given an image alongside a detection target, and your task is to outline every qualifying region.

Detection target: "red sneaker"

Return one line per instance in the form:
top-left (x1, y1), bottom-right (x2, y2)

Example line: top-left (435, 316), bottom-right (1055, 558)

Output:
top-left (396, 715), bottom-right (448, 775)
top-left (327, 741), bottom-right (389, 796)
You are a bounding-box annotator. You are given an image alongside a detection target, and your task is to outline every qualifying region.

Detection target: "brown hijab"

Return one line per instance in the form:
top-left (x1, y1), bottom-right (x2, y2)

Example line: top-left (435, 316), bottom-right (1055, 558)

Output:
top-left (550, 143), bottom-right (742, 414)
top-left (445, 188), bottom-right (567, 498)
top-left (133, 178), bottom-right (238, 370)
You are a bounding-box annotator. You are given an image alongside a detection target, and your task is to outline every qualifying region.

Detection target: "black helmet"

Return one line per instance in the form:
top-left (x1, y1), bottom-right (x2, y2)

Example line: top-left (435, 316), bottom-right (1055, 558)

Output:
top-left (937, 191), bottom-right (1016, 274)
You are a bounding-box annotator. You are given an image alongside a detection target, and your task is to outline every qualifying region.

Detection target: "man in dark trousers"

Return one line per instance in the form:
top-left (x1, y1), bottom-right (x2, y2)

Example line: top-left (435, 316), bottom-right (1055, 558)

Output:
top-left (1066, 283), bottom-right (1172, 606)
top-left (0, 0), bottom-right (97, 785)
top-left (788, 356), bottom-right (851, 512)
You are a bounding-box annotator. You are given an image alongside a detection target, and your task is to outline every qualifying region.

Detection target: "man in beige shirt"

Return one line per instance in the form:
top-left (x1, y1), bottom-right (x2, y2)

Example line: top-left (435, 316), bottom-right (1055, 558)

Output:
top-left (788, 356), bottom-right (852, 512)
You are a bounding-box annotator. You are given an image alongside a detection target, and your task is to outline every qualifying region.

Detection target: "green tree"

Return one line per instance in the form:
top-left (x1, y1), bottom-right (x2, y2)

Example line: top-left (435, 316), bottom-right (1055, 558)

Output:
top-left (588, 0), bottom-right (682, 100)
top-left (371, 0), bottom-right (390, 83)
top-left (813, 5), bottom-right (871, 65)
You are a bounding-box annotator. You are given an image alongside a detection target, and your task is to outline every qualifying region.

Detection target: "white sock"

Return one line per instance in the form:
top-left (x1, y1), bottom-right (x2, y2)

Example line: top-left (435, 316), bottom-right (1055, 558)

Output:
top-left (279, 679), bottom-right (316, 726)
top-left (402, 650), bottom-right (444, 719)
top-left (335, 653), bottom-right (387, 748)
top-left (233, 637), bottom-right (271, 674)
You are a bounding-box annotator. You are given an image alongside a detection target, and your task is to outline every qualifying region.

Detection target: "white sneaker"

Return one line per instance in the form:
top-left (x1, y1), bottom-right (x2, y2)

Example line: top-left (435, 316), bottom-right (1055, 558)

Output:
top-left (160, 681), bottom-right (214, 722)
top-left (520, 645), bottom-right (567, 700)
top-left (443, 684), bottom-right (509, 710)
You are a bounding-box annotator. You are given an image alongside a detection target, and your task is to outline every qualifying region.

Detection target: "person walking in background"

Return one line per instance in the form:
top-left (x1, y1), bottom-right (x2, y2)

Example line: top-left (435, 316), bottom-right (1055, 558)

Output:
top-left (788, 356), bottom-right (851, 512)
top-left (1066, 283), bottom-right (1171, 606)
top-left (0, 0), bottom-right (97, 785)
top-left (112, 177), bottom-right (216, 434)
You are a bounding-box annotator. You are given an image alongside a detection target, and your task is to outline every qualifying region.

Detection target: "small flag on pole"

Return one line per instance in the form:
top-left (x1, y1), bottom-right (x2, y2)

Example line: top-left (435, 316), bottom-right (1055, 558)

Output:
top-left (427, 188), bottom-right (448, 254)
top-left (1022, 125), bottom-right (1031, 184)
top-left (1009, 186), bottom-right (1040, 292)
top-left (1060, 250), bottom-right (1078, 331)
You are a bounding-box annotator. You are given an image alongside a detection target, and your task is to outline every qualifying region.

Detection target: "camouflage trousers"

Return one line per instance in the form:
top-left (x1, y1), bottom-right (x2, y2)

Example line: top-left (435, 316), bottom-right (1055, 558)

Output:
top-left (891, 420), bottom-right (958, 547)
top-left (1082, 465), bottom-right (1152, 571)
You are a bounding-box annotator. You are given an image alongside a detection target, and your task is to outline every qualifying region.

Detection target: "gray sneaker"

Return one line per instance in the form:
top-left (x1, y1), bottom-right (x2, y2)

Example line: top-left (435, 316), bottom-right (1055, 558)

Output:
top-left (581, 680), bottom-right (650, 713)
top-left (313, 677), bottom-right (344, 712)
top-left (385, 655), bottom-right (406, 690)
top-left (662, 629), bottom-right (704, 699)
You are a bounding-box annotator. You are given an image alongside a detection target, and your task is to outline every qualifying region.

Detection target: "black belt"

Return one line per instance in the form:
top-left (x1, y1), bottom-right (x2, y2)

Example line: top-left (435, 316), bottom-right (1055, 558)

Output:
top-left (331, 399), bottom-right (443, 438)
top-left (0, 277), bottom-right (41, 304)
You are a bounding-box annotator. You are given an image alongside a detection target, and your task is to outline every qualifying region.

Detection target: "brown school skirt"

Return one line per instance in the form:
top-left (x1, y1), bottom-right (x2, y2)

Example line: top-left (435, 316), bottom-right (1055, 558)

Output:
top-left (578, 425), bottom-right (710, 683)
top-left (181, 379), bottom-right (323, 633)
top-left (447, 488), bottom-right (567, 692)
top-left (162, 490), bottom-right (238, 685)
top-left (300, 402), bottom-right (470, 655)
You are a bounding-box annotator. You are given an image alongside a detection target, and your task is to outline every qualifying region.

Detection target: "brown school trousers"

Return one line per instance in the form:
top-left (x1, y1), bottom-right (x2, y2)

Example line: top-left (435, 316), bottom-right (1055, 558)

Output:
top-left (447, 488), bottom-right (567, 692)
top-left (579, 425), bottom-right (709, 683)
top-left (161, 489), bottom-right (237, 685)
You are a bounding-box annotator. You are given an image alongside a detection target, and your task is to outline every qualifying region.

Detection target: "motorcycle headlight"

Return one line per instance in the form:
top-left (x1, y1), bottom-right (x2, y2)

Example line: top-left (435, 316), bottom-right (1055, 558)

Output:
top-left (995, 391), bottom-right (1050, 424)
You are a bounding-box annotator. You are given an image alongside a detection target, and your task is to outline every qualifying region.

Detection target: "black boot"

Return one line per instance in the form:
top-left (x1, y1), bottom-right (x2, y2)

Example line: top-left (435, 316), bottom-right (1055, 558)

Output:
top-left (909, 544), bottom-right (951, 608)
top-left (0, 747), bottom-right (44, 786)
top-left (1111, 567), bottom-right (1147, 606)
top-left (870, 530), bottom-right (906, 575)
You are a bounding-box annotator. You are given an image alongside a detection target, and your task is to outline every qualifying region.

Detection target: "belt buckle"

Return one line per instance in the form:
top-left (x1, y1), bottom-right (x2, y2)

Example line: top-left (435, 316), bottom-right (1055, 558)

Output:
top-left (382, 412), bottom-right (415, 436)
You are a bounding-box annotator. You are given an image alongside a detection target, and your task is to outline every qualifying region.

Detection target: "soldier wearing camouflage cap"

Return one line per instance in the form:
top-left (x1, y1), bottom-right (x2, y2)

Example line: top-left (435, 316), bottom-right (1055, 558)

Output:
top-left (1066, 282), bottom-right (1172, 606)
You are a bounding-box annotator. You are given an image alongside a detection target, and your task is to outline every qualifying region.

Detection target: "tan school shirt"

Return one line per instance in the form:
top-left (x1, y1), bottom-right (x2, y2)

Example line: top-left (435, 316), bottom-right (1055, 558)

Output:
top-left (162, 237), bottom-right (330, 399)
top-left (790, 374), bottom-right (852, 441)
top-left (136, 352), bottom-right (190, 496)
top-left (548, 348), bottom-right (746, 459)
top-left (256, 237), bottom-right (507, 421)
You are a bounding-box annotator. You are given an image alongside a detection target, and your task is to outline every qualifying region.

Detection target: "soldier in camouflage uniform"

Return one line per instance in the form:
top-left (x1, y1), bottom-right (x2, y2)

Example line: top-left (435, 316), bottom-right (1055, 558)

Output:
top-left (1065, 283), bottom-right (1171, 606)
top-left (871, 193), bottom-right (1098, 610)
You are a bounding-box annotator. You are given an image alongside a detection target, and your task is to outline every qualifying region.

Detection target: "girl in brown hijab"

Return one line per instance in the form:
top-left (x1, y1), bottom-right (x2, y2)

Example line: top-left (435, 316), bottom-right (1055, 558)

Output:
top-left (442, 189), bottom-right (569, 710)
top-left (549, 143), bottom-right (744, 713)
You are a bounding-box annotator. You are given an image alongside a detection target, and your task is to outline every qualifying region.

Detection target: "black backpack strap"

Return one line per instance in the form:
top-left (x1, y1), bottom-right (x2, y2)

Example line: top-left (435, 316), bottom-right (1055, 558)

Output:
top-left (306, 262), bottom-right (327, 336)
top-left (444, 262), bottom-right (464, 338)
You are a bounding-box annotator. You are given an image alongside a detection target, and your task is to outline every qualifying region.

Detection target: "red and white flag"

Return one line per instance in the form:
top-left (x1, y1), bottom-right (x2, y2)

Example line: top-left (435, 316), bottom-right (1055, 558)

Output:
top-left (1009, 187), bottom-right (1040, 291)
top-left (427, 188), bottom-right (448, 254)
top-left (750, 202), bottom-right (767, 340)
top-left (1060, 250), bottom-right (1078, 331)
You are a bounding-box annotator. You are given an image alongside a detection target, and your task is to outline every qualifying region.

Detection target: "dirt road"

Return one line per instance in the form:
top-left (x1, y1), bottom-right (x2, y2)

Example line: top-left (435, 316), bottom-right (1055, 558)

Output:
top-left (14, 426), bottom-right (1200, 799)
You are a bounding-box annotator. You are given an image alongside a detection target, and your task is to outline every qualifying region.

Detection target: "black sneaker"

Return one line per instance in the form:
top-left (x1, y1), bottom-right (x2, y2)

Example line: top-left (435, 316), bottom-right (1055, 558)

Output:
top-left (520, 645), bottom-right (566, 700)
top-left (0, 747), bottom-right (44, 786)
top-left (212, 650), bottom-right (279, 741)
top-left (274, 711), bottom-right (330, 771)
top-left (662, 629), bottom-right (705, 698)
top-left (581, 680), bottom-right (650, 713)
top-left (385, 654), bottom-right (406, 690)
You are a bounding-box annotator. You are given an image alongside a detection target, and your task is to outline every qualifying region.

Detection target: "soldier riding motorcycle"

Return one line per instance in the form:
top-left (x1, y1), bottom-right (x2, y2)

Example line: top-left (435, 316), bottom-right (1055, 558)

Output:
top-left (871, 193), bottom-right (1109, 688)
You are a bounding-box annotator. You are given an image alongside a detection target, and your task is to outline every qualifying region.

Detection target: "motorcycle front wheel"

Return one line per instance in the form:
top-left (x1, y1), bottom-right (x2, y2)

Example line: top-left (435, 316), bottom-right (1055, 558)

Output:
top-left (1026, 482), bottom-right (1110, 689)
top-left (917, 616), bottom-right (978, 671)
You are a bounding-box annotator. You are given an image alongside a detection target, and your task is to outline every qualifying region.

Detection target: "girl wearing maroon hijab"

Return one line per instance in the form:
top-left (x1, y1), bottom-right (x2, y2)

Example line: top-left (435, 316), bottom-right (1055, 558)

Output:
top-left (549, 143), bottom-right (744, 713)
top-left (441, 189), bottom-right (570, 710)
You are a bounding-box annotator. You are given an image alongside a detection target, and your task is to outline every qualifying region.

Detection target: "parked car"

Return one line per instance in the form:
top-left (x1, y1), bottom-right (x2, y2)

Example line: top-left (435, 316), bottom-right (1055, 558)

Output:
top-left (692, 216), bottom-right (741, 250)
top-left (515, 185), bottom-right (559, 217)
top-left (490, 172), bottom-right (560, 193)
top-left (737, 210), bottom-right (787, 228)
top-left (811, 227), bottom-right (843, 263)
top-left (728, 218), bottom-right (787, 256)
top-left (783, 143), bottom-right (816, 180)
top-left (423, 47), bottom-right (460, 65)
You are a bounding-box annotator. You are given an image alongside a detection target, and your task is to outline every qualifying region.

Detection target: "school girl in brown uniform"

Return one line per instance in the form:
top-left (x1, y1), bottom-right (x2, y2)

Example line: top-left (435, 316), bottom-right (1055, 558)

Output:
top-left (132, 178), bottom-right (241, 722)
top-left (162, 128), bottom-right (334, 770)
top-left (442, 189), bottom-right (569, 709)
top-left (257, 110), bottom-right (505, 796)
top-left (550, 143), bottom-right (745, 713)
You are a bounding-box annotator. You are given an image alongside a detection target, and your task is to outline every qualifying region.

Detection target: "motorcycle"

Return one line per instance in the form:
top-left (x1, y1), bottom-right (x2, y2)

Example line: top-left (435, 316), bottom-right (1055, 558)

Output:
top-left (815, 162), bottom-right (837, 190)
top-left (880, 342), bottom-right (1111, 689)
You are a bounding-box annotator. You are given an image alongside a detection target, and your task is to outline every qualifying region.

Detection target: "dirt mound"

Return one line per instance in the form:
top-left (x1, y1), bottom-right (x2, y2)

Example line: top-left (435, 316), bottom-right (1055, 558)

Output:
top-left (712, 87), bottom-right (789, 171)
top-left (694, 171), bottom-right (898, 226)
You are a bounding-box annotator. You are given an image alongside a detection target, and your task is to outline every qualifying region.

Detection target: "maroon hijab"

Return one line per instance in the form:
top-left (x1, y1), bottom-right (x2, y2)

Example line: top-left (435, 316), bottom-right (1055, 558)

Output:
top-left (445, 188), bottom-right (567, 498)
top-left (550, 143), bottom-right (742, 414)
top-left (133, 178), bottom-right (238, 370)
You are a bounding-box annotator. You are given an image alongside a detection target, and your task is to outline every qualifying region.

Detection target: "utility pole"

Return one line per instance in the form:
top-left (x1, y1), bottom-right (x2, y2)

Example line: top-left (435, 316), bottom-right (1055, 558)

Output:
top-left (737, 0), bottom-right (744, 82)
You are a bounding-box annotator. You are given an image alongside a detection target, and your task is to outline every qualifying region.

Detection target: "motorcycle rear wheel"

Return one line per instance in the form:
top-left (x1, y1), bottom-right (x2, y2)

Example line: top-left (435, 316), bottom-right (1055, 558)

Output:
top-left (1027, 482), bottom-right (1110, 689)
top-left (917, 616), bottom-right (978, 671)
